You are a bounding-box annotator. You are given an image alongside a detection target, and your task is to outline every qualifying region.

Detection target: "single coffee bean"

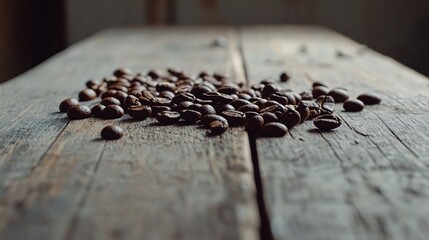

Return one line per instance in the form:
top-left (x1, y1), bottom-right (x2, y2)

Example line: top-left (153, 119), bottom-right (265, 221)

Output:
top-left (113, 67), bottom-right (132, 77)
top-left (280, 72), bottom-right (290, 82)
top-left (315, 95), bottom-right (335, 113)
top-left (201, 114), bottom-right (228, 127)
top-left (86, 79), bottom-right (99, 89)
top-left (300, 91), bottom-right (313, 100)
top-left (209, 120), bottom-right (229, 135)
top-left (91, 104), bottom-right (105, 118)
top-left (202, 92), bottom-right (234, 105)
top-left (245, 111), bottom-right (259, 120)
top-left (312, 81), bottom-right (328, 88)
top-left (357, 93), bottom-right (381, 105)
top-left (215, 104), bottom-right (235, 114)
top-left (159, 91), bottom-right (175, 100)
top-left (230, 99), bottom-right (251, 109)
top-left (113, 91), bottom-right (128, 102)
top-left (268, 92), bottom-right (288, 105)
top-left (155, 111), bottom-right (181, 125)
top-left (261, 122), bottom-right (288, 137)
top-left (238, 104), bottom-right (259, 112)
top-left (328, 88), bottom-right (349, 103)
top-left (281, 109), bottom-right (301, 129)
top-left (312, 86), bottom-right (329, 98)
top-left (343, 99), bottom-right (364, 112)
top-left (156, 82), bottom-right (176, 92)
top-left (100, 90), bottom-right (117, 99)
top-left (284, 92), bottom-right (297, 105)
top-left (102, 105), bottom-right (125, 119)
top-left (313, 114), bottom-right (342, 131)
top-left (218, 86), bottom-right (239, 95)
top-left (261, 83), bottom-right (279, 98)
top-left (78, 89), bottom-right (97, 101)
top-left (200, 104), bottom-right (216, 116)
top-left (290, 91), bottom-right (302, 104)
top-left (191, 85), bottom-right (212, 97)
top-left (124, 95), bottom-right (141, 109)
top-left (59, 98), bottom-right (79, 112)
top-left (188, 103), bottom-right (202, 112)
top-left (147, 69), bottom-right (162, 79)
top-left (67, 105), bottom-right (92, 120)
top-left (177, 101), bottom-right (193, 111)
top-left (100, 97), bottom-right (121, 106)
top-left (172, 92), bottom-right (196, 104)
top-left (128, 105), bottom-right (152, 120)
top-left (151, 106), bottom-right (171, 115)
top-left (301, 101), bottom-right (321, 119)
top-left (101, 125), bottom-right (124, 140)
top-left (109, 85), bottom-right (128, 93)
top-left (150, 97), bottom-right (172, 107)
top-left (221, 110), bottom-right (246, 126)
top-left (260, 112), bottom-right (278, 124)
top-left (245, 115), bottom-right (264, 132)
top-left (296, 102), bottom-right (310, 123)
top-left (181, 109), bottom-right (202, 123)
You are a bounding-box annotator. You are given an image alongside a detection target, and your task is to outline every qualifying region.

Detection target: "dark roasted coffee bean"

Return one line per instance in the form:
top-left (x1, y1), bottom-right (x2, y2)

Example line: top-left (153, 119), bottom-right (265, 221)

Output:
top-left (261, 83), bottom-right (279, 98)
top-left (230, 99), bottom-right (251, 109)
top-left (128, 105), bottom-right (152, 120)
top-left (100, 90), bottom-right (117, 99)
top-left (59, 98), bottom-right (79, 112)
top-left (176, 101), bottom-right (193, 111)
top-left (100, 97), bottom-right (121, 106)
top-left (312, 81), bottom-right (328, 88)
top-left (156, 82), bottom-right (176, 92)
top-left (159, 91), bottom-right (175, 100)
top-left (102, 105), bottom-right (125, 119)
top-left (200, 104), bottom-right (216, 116)
top-left (202, 92), bottom-right (234, 104)
top-left (245, 111), bottom-right (259, 120)
top-left (296, 102), bottom-right (310, 123)
top-left (253, 99), bottom-right (268, 108)
top-left (141, 90), bottom-right (156, 100)
top-left (181, 109), bottom-right (202, 123)
top-left (113, 67), bottom-right (132, 77)
top-left (260, 79), bottom-right (275, 85)
top-left (91, 104), bottom-right (105, 118)
top-left (218, 86), bottom-right (239, 95)
top-left (313, 114), bottom-right (342, 131)
top-left (172, 93), bottom-right (195, 104)
top-left (343, 99), bottom-right (364, 112)
top-left (259, 104), bottom-right (285, 114)
top-left (201, 114), bottom-right (228, 127)
top-left (108, 85), bottom-right (128, 93)
top-left (301, 101), bottom-right (321, 119)
top-left (113, 91), bottom-right (128, 102)
top-left (315, 95), bottom-right (335, 113)
top-left (268, 92), bottom-right (288, 105)
top-left (124, 95), bottom-right (141, 108)
top-left (357, 93), bottom-right (381, 105)
top-left (151, 106), bottom-right (171, 115)
top-left (300, 91), bottom-right (313, 100)
top-left (213, 72), bottom-right (227, 81)
top-left (138, 96), bottom-right (152, 105)
top-left (85, 79), bottom-right (99, 89)
top-left (261, 123), bottom-right (288, 137)
top-left (67, 105), bottom-right (92, 120)
top-left (328, 88), bottom-right (349, 103)
top-left (280, 72), bottom-right (290, 82)
top-left (245, 115), bottom-right (264, 132)
top-left (238, 93), bottom-right (251, 100)
top-left (221, 110), bottom-right (246, 126)
top-left (188, 103), bottom-right (202, 112)
top-left (284, 92), bottom-right (297, 105)
top-left (312, 86), bottom-right (329, 98)
top-left (191, 85), bottom-right (212, 97)
top-left (101, 125), bottom-right (124, 140)
top-left (281, 109), bottom-right (301, 129)
top-left (260, 112), bottom-right (278, 124)
top-left (238, 104), bottom-right (259, 112)
top-left (209, 120), bottom-right (229, 135)
top-left (215, 104), bottom-right (235, 114)
top-left (150, 97), bottom-right (171, 106)
top-left (167, 67), bottom-right (184, 77)
top-left (155, 111), bottom-right (181, 125)
top-left (78, 89), bottom-right (97, 101)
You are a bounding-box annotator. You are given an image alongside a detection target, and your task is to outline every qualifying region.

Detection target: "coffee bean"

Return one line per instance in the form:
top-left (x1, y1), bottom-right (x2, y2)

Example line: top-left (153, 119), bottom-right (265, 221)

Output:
top-left (296, 102), bottom-right (310, 123)
top-left (238, 104), bottom-right (259, 112)
top-left (218, 86), bottom-right (239, 95)
top-left (155, 111), bottom-right (181, 125)
top-left (343, 99), bottom-right (364, 112)
top-left (300, 91), bottom-right (313, 100)
top-left (201, 114), bottom-right (228, 127)
top-left (86, 79), bottom-right (99, 89)
top-left (188, 103), bottom-right (202, 112)
top-left (100, 97), bottom-right (121, 106)
top-left (230, 99), bottom-right (251, 109)
top-left (328, 88), bottom-right (349, 103)
top-left (312, 86), bottom-right (329, 98)
top-left (176, 101), bottom-right (193, 111)
top-left (268, 92), bottom-right (288, 105)
top-left (67, 105), bottom-right (92, 120)
top-left (113, 91), bottom-right (128, 102)
top-left (181, 109), bottom-right (202, 123)
top-left (91, 104), bottom-right (105, 118)
top-left (245, 115), bottom-right (264, 132)
top-left (150, 97), bottom-right (172, 106)
top-left (357, 93), bottom-right (381, 105)
top-left (200, 104), bottom-right (216, 116)
top-left (59, 98), bottom-right (79, 112)
top-left (261, 123), bottom-right (288, 137)
top-left (284, 92), bottom-right (297, 105)
top-left (151, 106), bottom-right (171, 115)
top-left (124, 95), bottom-right (141, 108)
top-left (261, 83), bottom-right (279, 98)
top-left (280, 72), bottom-right (290, 82)
top-left (78, 89), bottom-right (97, 101)
top-left (159, 91), bottom-right (175, 99)
top-left (147, 69), bottom-right (162, 79)
top-left (128, 105), bottom-right (152, 120)
top-left (156, 82), bottom-right (176, 92)
top-left (221, 110), bottom-right (246, 126)
top-left (101, 125), bottom-right (124, 140)
top-left (100, 90), bottom-right (117, 99)
top-left (281, 109), bottom-right (301, 129)
top-left (209, 120), bottom-right (229, 135)
top-left (313, 114), bottom-right (342, 131)
top-left (315, 95), bottom-right (335, 113)
top-left (215, 104), bottom-right (235, 114)
top-left (102, 105), bottom-right (125, 119)
top-left (245, 111), bottom-right (259, 120)
top-left (194, 98), bottom-right (214, 105)
top-left (301, 101), bottom-right (321, 119)
top-left (260, 112), bottom-right (278, 124)
top-left (202, 92), bottom-right (234, 104)
top-left (172, 93), bottom-right (195, 104)
top-left (113, 68), bottom-right (132, 77)
top-left (312, 81), bottom-right (328, 88)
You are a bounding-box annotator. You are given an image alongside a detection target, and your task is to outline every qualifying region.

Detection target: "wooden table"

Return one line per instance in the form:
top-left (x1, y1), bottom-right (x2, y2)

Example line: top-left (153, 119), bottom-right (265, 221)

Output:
top-left (1, 26), bottom-right (428, 240)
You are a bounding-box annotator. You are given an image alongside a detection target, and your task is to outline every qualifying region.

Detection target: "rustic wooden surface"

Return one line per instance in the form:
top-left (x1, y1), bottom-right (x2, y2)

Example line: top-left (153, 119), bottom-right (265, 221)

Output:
top-left (0, 26), bottom-right (429, 240)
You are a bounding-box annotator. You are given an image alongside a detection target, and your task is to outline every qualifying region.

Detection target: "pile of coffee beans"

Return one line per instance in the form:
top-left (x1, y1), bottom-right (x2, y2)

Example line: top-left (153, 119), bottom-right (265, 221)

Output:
top-left (58, 67), bottom-right (381, 139)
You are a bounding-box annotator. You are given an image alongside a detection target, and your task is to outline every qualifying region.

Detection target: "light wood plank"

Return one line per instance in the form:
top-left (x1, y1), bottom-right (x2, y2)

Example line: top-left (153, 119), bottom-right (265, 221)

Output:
top-left (241, 25), bottom-right (429, 240)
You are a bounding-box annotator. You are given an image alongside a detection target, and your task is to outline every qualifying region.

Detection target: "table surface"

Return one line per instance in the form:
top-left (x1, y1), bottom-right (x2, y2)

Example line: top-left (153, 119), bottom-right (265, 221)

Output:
top-left (1, 26), bottom-right (429, 240)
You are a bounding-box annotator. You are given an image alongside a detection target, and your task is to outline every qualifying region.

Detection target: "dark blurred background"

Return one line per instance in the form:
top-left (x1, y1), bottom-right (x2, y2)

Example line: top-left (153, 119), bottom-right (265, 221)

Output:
top-left (1, 0), bottom-right (429, 83)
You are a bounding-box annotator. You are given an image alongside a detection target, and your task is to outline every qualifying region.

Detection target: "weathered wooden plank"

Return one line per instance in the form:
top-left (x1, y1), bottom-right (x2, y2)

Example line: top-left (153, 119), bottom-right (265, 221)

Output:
top-left (241, 26), bottom-right (429, 240)
top-left (0, 28), bottom-right (259, 240)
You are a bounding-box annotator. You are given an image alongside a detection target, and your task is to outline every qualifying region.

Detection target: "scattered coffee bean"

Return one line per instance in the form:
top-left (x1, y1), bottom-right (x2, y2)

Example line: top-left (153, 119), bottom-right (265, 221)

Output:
top-left (215, 104), bottom-right (235, 114)
top-left (67, 105), bottom-right (92, 120)
top-left (357, 93), bottom-right (381, 105)
top-left (260, 112), bottom-right (278, 124)
top-left (280, 72), bottom-right (290, 82)
top-left (209, 120), bottom-right (229, 135)
top-left (315, 95), bottom-right (335, 113)
top-left (312, 86), bottom-right (329, 98)
top-left (328, 88), bottom-right (349, 103)
top-left (151, 106), bottom-right (171, 115)
top-left (313, 114), bottom-right (342, 131)
top-left (281, 109), bottom-right (301, 129)
top-left (155, 111), bottom-right (181, 125)
top-left (245, 111), bottom-right (259, 120)
top-left (78, 89), bottom-right (97, 101)
top-left (343, 99), bottom-right (364, 112)
top-left (100, 97), bottom-right (121, 106)
top-left (201, 114), bottom-right (228, 127)
top-left (200, 104), bottom-right (216, 116)
top-left (221, 110), bottom-right (246, 126)
top-left (59, 98), bottom-right (79, 112)
top-left (261, 123), bottom-right (288, 137)
top-left (102, 105), bottom-right (125, 119)
top-left (101, 125), bottom-right (124, 140)
top-left (296, 102), bottom-right (310, 123)
top-left (312, 81), bottom-right (328, 88)
top-left (245, 115), bottom-right (264, 132)
top-left (128, 105), bottom-right (152, 120)
top-left (238, 104), bottom-right (259, 112)
top-left (181, 109), bottom-right (202, 123)
top-left (91, 104), bottom-right (105, 118)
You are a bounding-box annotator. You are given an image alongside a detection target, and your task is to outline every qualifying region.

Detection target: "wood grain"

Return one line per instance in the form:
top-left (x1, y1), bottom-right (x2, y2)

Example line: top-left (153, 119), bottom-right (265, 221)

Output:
top-left (241, 26), bottom-right (429, 240)
top-left (0, 27), bottom-right (259, 240)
